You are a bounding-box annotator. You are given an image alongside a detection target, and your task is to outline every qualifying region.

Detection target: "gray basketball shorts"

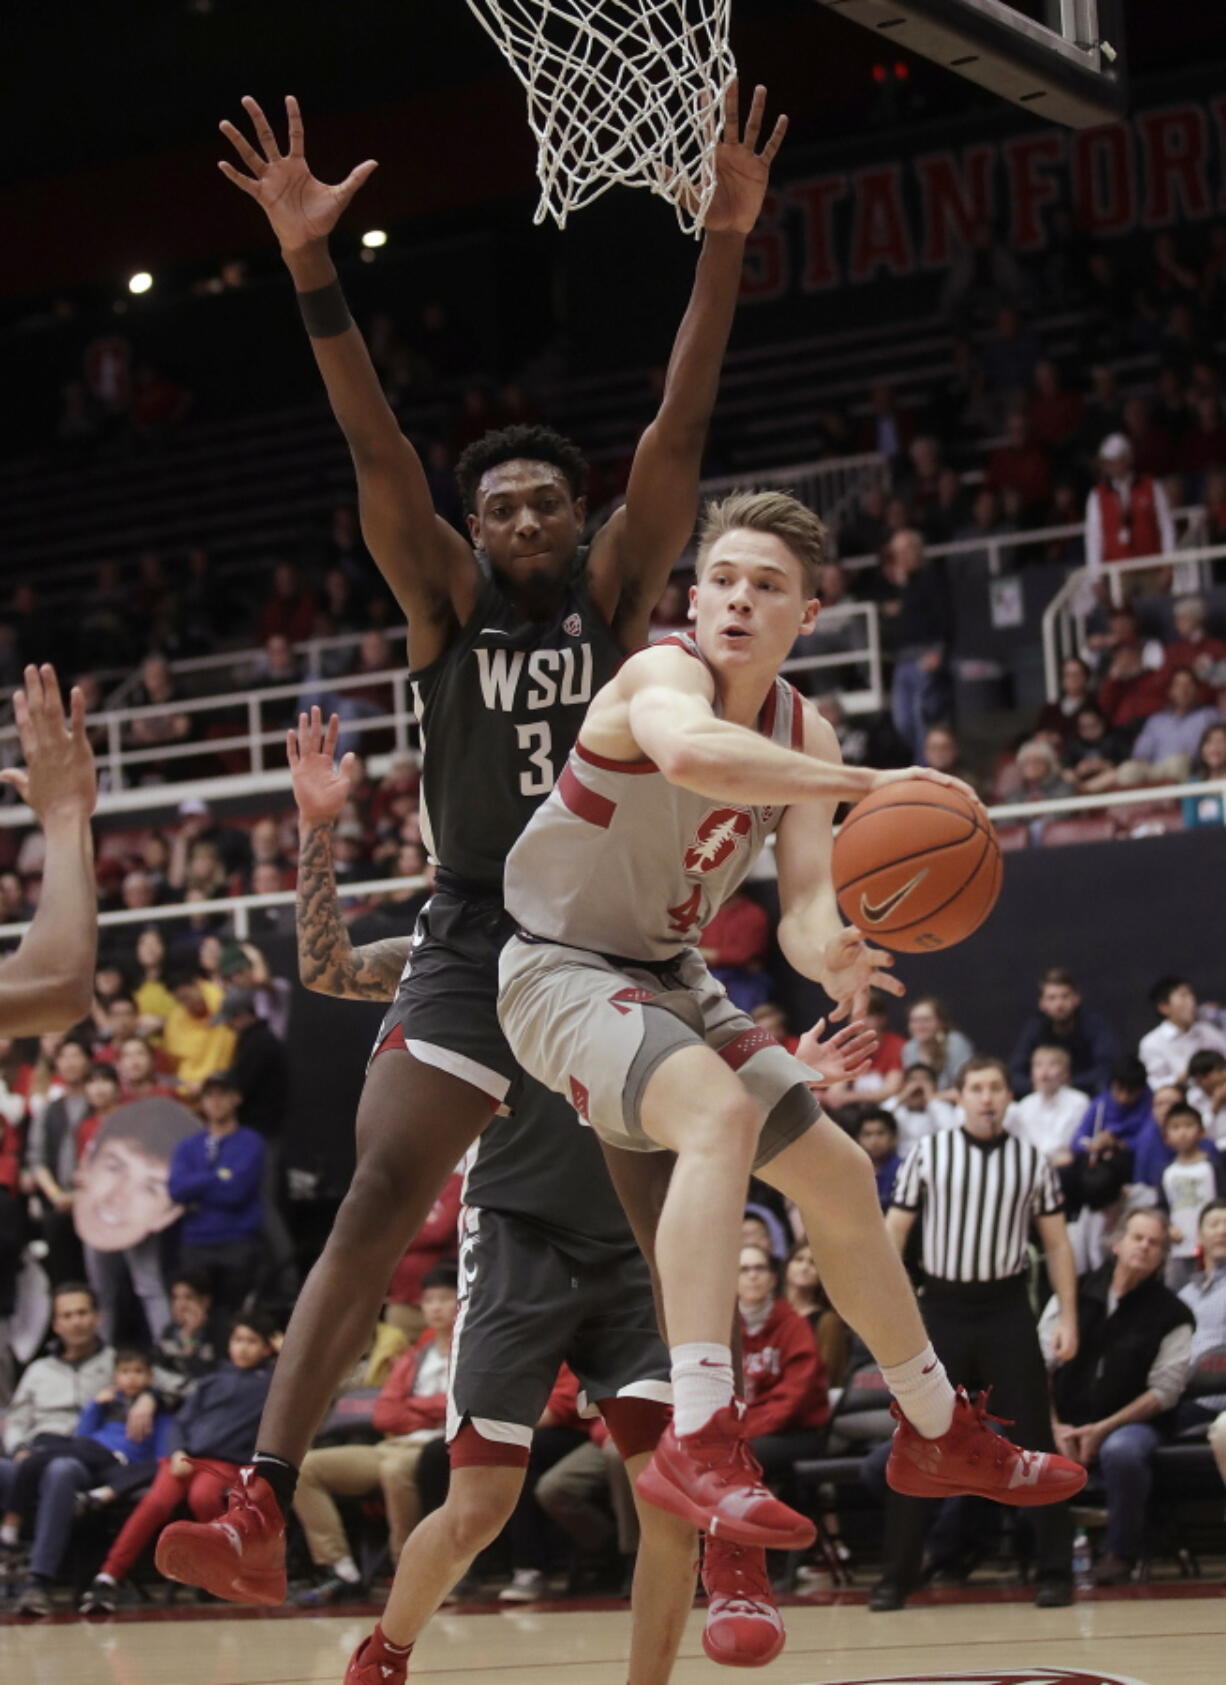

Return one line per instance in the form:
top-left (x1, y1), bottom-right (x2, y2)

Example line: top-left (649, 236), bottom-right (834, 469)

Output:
top-left (497, 934), bottom-right (819, 1168)
top-left (446, 1204), bottom-right (670, 1450)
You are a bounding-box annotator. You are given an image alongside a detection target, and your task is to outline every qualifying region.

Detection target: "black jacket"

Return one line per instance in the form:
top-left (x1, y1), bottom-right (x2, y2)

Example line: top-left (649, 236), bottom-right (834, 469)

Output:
top-left (1051, 1261), bottom-right (1194, 1427)
top-left (1008, 1006), bottom-right (1120, 1097)
top-left (230, 1018), bottom-right (287, 1140)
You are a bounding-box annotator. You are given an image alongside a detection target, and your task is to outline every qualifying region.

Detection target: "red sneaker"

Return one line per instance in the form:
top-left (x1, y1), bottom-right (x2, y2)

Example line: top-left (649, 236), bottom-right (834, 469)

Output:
top-left (701, 1537), bottom-right (785, 1668)
top-left (154, 1468), bottom-right (286, 1605)
top-left (636, 1407), bottom-right (816, 1550)
top-left (345, 1634), bottom-right (409, 1685)
top-left (886, 1388), bottom-right (1088, 1508)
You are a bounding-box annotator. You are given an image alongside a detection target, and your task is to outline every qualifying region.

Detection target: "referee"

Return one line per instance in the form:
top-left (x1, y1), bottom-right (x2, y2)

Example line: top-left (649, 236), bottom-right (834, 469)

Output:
top-left (867, 1054), bottom-right (1079, 1610)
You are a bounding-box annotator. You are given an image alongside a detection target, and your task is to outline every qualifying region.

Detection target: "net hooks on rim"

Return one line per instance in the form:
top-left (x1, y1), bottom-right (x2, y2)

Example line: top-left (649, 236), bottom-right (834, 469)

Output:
top-left (464, 0), bottom-right (735, 235)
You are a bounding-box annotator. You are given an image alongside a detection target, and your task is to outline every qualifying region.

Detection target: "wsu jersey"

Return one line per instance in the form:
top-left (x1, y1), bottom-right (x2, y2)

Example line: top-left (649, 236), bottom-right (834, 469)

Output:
top-left (410, 548), bottom-right (623, 886)
top-left (504, 633), bottom-right (804, 961)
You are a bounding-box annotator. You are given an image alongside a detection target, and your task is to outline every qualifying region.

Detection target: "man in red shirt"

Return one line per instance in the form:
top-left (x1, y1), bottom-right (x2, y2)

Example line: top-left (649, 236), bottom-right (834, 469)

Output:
top-left (985, 411), bottom-right (1052, 517)
top-left (1084, 433), bottom-right (1175, 597)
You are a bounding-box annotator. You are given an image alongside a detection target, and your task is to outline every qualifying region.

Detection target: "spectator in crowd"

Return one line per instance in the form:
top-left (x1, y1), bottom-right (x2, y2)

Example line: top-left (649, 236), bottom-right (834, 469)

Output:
top-left (1027, 358), bottom-right (1083, 453)
top-left (1084, 433), bottom-right (1176, 595)
top-left (24, 1037), bottom-right (92, 1284)
top-left (1188, 1049), bottom-right (1226, 1143)
top-left (1182, 721), bottom-right (1226, 828)
top-left (995, 737), bottom-right (1066, 805)
top-left (1007, 1045), bottom-right (1089, 1164)
top-left (858, 380), bottom-right (914, 463)
top-left (161, 962), bottom-right (235, 1096)
top-left (3, 1346), bottom-right (171, 1616)
top-left (535, 1414), bottom-right (640, 1598)
top-left (151, 1272), bottom-right (224, 1404)
top-left (736, 1242), bottom-right (829, 1512)
top-left (1061, 705), bottom-right (1127, 791)
top-left (1097, 640), bottom-right (1167, 739)
top-left (1159, 1104), bottom-right (1224, 1290)
top-left (921, 724), bottom-right (982, 797)
top-left (870, 1056), bottom-right (1078, 1611)
top-left (882, 1062), bottom-right (958, 1149)
top-left (1139, 976), bottom-right (1226, 1091)
top-left (384, 1170), bottom-right (463, 1342)
top-left (982, 305), bottom-right (1040, 397)
top-left (294, 1264), bottom-right (458, 1605)
top-left (883, 530), bottom-right (952, 759)
top-left (213, 982), bottom-right (294, 1302)
top-left (1175, 1201), bottom-right (1226, 1471)
top-left (985, 409), bottom-right (1051, 517)
top-left (1067, 1057), bottom-right (1156, 1186)
top-left (784, 1239), bottom-right (849, 1387)
top-left (80, 1311), bottom-right (279, 1614)
top-left (258, 562), bottom-right (316, 646)
top-left (1034, 657), bottom-right (1095, 745)
top-left (856, 1108), bottom-right (903, 1209)
top-left (901, 997), bottom-right (973, 1099)
top-left (698, 889), bottom-right (772, 1012)
top-left (133, 927), bottom-right (175, 1032)
top-left (0, 1285), bottom-right (114, 1608)
top-left (124, 654), bottom-right (194, 765)
top-left (1132, 1081), bottom-right (1213, 1193)
top-left (750, 1002), bottom-right (797, 1053)
top-left (1045, 1209), bottom-right (1193, 1586)
top-left (1009, 967), bottom-right (1119, 1098)
top-left (173, 800), bottom-right (252, 883)
top-left (168, 1072), bottom-right (264, 1317)
top-left (115, 1035), bottom-right (175, 1101)
top-left (1162, 596), bottom-right (1226, 686)
top-left (1086, 667), bottom-right (1220, 790)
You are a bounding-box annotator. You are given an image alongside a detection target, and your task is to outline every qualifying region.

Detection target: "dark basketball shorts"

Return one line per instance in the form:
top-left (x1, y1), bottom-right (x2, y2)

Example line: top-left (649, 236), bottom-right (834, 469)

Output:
top-left (498, 935), bottom-right (820, 1169)
top-left (372, 883), bottom-right (520, 1105)
top-left (446, 1204), bottom-right (670, 1452)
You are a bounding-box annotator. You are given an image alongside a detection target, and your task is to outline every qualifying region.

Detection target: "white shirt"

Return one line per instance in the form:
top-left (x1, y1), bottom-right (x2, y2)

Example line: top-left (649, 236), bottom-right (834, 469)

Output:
top-left (882, 1094), bottom-right (958, 1151)
top-left (1188, 1083), bottom-right (1226, 1146)
top-left (1006, 1086), bottom-right (1090, 1162)
top-left (1162, 1157), bottom-right (1218, 1258)
top-left (1138, 1019), bottom-right (1226, 1090)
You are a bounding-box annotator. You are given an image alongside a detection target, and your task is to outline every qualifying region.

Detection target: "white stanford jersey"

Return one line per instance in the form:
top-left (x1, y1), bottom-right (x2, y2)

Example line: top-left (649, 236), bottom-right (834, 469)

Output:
top-left (504, 634), bottom-right (804, 962)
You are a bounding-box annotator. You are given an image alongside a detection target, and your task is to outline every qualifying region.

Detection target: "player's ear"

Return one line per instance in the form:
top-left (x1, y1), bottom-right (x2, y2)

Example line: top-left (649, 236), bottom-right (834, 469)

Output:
top-left (466, 511), bottom-right (482, 545)
top-left (687, 581), bottom-right (698, 621)
top-left (572, 494), bottom-right (588, 525)
top-left (799, 594), bottom-right (821, 635)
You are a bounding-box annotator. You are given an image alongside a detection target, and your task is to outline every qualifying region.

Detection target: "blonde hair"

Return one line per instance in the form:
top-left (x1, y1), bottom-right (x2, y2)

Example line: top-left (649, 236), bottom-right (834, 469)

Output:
top-left (696, 489), bottom-right (828, 596)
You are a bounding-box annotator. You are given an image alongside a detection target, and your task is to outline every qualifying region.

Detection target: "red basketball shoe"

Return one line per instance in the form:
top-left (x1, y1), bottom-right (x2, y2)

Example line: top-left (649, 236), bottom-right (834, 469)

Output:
top-left (636, 1407), bottom-right (816, 1550)
top-left (701, 1537), bottom-right (785, 1668)
top-left (344, 1633), bottom-right (410, 1685)
top-left (154, 1468), bottom-right (286, 1604)
top-left (886, 1388), bottom-right (1087, 1507)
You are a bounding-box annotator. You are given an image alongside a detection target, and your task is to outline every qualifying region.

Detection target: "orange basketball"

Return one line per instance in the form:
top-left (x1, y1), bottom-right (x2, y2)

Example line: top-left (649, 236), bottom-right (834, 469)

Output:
top-left (831, 778), bottom-right (1001, 954)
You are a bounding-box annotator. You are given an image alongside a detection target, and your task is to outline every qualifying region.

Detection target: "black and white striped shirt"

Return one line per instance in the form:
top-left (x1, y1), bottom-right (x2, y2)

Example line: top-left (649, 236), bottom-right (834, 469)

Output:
top-left (892, 1127), bottom-right (1063, 1285)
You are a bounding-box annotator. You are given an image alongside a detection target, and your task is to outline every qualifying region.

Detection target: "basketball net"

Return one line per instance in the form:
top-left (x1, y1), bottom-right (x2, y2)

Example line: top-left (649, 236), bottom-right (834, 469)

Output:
top-left (464, 0), bottom-right (735, 234)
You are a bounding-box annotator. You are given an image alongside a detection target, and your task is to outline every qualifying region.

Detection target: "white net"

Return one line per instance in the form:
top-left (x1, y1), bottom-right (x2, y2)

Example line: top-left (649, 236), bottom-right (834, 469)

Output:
top-left (464, 0), bottom-right (735, 234)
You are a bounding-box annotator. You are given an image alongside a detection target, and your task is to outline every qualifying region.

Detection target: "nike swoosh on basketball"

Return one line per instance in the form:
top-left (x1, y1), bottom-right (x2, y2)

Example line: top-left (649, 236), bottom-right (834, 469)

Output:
top-left (859, 868), bottom-right (927, 924)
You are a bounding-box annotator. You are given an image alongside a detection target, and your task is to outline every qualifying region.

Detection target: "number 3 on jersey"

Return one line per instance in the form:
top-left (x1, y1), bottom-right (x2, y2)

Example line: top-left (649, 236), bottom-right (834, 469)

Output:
top-left (516, 723), bottom-right (555, 795)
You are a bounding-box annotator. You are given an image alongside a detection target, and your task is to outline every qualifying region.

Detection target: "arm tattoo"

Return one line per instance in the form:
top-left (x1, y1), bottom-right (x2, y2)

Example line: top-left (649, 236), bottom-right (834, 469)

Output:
top-left (297, 823), bottom-right (410, 1000)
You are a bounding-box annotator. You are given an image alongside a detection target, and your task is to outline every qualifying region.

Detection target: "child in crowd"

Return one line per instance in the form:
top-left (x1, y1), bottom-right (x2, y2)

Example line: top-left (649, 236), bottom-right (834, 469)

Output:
top-left (1161, 1103), bottom-right (1226, 1291)
top-left (1008, 1044), bottom-right (1089, 1163)
top-left (151, 1273), bottom-right (224, 1404)
top-left (856, 1109), bottom-right (903, 1210)
top-left (79, 1312), bottom-right (278, 1613)
top-left (883, 1063), bottom-right (957, 1148)
top-left (2, 1349), bottom-right (168, 1546)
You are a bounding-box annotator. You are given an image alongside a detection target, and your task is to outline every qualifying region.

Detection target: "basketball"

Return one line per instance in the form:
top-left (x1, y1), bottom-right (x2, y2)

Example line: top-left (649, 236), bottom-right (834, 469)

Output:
top-left (832, 779), bottom-right (1002, 954)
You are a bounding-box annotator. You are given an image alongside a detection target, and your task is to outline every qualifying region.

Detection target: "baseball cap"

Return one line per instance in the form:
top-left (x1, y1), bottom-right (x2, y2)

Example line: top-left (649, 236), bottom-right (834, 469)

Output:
top-left (1099, 432), bottom-right (1131, 460)
top-left (219, 942), bottom-right (249, 978)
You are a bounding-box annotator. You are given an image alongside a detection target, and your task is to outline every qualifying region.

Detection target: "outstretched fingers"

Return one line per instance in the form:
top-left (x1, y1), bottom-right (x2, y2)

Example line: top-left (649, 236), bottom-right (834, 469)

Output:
top-left (721, 75), bottom-right (739, 143)
top-left (241, 95), bottom-right (282, 162)
top-left (336, 159), bottom-right (378, 207)
top-left (219, 119), bottom-right (266, 179)
top-left (322, 711), bottom-right (342, 760)
top-left (760, 112), bottom-right (788, 165)
top-left (741, 83), bottom-right (767, 151)
top-left (285, 93), bottom-right (304, 157)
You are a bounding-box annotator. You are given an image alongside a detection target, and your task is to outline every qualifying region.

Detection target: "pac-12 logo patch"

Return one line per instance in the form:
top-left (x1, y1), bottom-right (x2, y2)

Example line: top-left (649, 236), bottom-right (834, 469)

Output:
top-left (683, 806), bottom-right (752, 874)
top-left (808, 1670), bottom-right (1155, 1685)
top-left (563, 612), bottom-right (582, 637)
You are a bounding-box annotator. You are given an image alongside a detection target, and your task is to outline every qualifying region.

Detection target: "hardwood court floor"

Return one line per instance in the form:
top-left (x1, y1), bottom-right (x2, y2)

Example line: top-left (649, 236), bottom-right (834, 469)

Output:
top-left (3, 1587), bottom-right (1225, 1685)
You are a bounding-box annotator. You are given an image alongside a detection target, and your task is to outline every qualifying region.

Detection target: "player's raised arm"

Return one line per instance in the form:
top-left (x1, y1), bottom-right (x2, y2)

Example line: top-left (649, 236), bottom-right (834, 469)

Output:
top-left (0, 666), bottom-right (97, 1034)
top-left (219, 96), bottom-right (475, 663)
top-left (289, 709), bottom-right (411, 1001)
top-left (588, 81), bottom-right (787, 644)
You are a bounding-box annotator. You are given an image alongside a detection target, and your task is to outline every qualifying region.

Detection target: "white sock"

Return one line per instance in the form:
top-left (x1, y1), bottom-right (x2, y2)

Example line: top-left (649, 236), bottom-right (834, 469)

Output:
top-left (94, 1573), bottom-right (116, 1587)
top-left (0, 1523), bottom-right (17, 1548)
top-left (671, 1342), bottom-right (735, 1437)
top-left (332, 1554), bottom-right (362, 1584)
top-left (881, 1343), bottom-right (956, 1439)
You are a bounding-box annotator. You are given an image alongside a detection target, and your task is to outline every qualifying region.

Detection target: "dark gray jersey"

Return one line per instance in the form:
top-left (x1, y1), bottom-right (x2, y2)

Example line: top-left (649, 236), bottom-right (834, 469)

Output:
top-left (410, 549), bottom-right (623, 885)
top-left (462, 1076), bottom-right (636, 1264)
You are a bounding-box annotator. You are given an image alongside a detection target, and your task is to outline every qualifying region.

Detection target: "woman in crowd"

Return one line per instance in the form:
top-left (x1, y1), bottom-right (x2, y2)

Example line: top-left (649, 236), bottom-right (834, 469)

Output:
top-left (737, 1243), bottom-right (830, 1511)
top-left (901, 997), bottom-right (974, 1099)
top-left (1033, 656), bottom-right (1095, 744)
top-left (784, 1239), bottom-right (849, 1388)
top-left (1182, 720), bottom-right (1226, 828)
top-left (134, 928), bottom-right (175, 1033)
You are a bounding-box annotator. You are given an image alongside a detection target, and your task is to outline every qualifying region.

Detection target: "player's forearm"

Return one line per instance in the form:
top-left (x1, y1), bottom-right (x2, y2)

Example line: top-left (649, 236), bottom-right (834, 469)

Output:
top-left (1043, 1231), bottom-right (1079, 1323)
top-left (659, 714), bottom-right (875, 805)
top-left (653, 232), bottom-right (746, 447)
top-left (0, 812), bottom-right (96, 1034)
top-left (777, 890), bottom-right (844, 983)
top-left (296, 820), bottom-right (407, 1000)
top-left (280, 239), bottom-right (411, 468)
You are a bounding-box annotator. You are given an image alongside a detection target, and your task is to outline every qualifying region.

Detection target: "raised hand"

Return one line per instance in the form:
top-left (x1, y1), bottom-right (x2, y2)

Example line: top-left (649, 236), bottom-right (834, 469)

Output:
top-left (703, 79), bottom-right (787, 235)
top-left (818, 925), bottom-right (903, 1023)
top-left (287, 708), bottom-right (356, 827)
top-left (219, 95), bottom-right (376, 252)
top-left (795, 1016), bottom-right (879, 1085)
top-left (0, 665), bottom-right (97, 823)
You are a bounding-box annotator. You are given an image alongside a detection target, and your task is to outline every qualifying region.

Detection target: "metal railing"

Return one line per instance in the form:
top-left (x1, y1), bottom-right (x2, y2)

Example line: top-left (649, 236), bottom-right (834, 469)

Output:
top-left (698, 452), bottom-right (888, 530)
top-left (1042, 544), bottom-right (1226, 701)
top-left (0, 666), bottom-right (417, 795)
